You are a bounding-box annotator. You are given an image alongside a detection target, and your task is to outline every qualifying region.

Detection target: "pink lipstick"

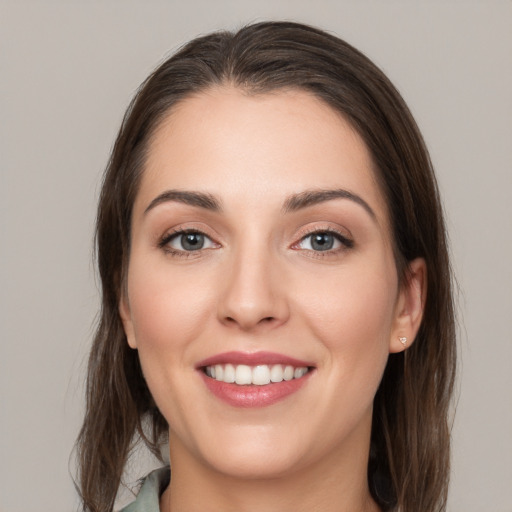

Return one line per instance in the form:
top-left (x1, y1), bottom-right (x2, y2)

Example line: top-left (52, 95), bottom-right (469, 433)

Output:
top-left (197, 351), bottom-right (314, 408)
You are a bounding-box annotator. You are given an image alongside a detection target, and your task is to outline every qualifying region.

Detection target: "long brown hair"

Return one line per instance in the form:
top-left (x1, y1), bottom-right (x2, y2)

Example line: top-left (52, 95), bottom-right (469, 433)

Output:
top-left (76, 21), bottom-right (456, 512)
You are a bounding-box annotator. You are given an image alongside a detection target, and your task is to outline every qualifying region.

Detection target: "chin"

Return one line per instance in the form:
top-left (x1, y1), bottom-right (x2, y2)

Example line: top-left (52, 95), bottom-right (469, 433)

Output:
top-left (171, 424), bottom-right (310, 480)
top-left (206, 448), bottom-right (304, 480)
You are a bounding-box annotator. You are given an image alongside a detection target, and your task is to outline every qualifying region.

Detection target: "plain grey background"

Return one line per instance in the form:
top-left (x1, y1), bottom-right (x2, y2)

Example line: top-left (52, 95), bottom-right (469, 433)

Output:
top-left (1, 1), bottom-right (511, 511)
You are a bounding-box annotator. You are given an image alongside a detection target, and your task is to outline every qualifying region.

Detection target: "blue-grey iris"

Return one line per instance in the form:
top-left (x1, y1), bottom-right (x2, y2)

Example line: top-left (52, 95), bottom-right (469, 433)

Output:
top-left (311, 233), bottom-right (334, 251)
top-left (181, 233), bottom-right (205, 251)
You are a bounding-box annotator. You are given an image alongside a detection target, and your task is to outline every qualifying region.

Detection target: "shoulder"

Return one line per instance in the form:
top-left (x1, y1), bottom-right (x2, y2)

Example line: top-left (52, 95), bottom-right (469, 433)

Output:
top-left (120, 467), bottom-right (170, 512)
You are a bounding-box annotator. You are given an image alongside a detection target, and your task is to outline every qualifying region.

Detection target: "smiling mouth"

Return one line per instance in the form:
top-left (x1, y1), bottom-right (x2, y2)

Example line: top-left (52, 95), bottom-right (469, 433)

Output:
top-left (203, 364), bottom-right (312, 385)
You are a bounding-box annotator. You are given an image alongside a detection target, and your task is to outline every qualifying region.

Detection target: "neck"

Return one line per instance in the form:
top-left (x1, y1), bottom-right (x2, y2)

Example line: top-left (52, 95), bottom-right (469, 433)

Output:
top-left (159, 430), bottom-right (381, 512)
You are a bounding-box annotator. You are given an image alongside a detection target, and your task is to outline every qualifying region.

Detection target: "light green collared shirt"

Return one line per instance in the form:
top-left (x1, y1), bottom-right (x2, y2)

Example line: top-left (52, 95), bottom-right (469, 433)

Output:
top-left (120, 467), bottom-right (170, 512)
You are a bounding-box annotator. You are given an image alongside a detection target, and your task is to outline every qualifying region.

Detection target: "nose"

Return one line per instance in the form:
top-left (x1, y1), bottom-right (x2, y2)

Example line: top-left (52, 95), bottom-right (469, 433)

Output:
top-left (217, 244), bottom-right (290, 332)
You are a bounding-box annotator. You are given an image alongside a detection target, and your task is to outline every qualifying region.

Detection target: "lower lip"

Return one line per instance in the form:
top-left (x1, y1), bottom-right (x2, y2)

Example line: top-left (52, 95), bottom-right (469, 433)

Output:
top-left (200, 371), bottom-right (313, 408)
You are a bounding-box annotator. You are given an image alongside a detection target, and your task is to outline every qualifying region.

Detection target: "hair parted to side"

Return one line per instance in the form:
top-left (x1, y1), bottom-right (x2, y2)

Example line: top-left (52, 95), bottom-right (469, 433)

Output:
top-left (76, 21), bottom-right (456, 512)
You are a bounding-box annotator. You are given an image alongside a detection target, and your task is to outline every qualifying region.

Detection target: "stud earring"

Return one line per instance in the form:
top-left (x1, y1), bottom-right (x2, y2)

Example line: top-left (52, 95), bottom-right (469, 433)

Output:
top-left (399, 336), bottom-right (407, 347)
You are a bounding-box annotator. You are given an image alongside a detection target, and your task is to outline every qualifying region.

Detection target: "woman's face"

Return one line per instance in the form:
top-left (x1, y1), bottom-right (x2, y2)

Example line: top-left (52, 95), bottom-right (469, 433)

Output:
top-left (120, 87), bottom-right (424, 479)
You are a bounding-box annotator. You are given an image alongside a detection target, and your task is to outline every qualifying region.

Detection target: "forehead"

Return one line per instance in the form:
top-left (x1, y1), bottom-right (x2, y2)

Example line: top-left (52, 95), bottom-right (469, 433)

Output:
top-left (136, 86), bottom-right (389, 225)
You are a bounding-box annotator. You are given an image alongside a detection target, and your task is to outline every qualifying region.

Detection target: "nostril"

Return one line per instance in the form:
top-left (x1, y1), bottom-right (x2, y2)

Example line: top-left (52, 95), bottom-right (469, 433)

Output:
top-left (226, 316), bottom-right (274, 322)
top-left (222, 315), bottom-right (277, 329)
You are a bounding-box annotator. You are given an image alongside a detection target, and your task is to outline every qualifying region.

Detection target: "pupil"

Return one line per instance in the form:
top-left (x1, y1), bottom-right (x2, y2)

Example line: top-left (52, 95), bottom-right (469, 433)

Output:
top-left (311, 233), bottom-right (334, 251)
top-left (182, 233), bottom-right (204, 251)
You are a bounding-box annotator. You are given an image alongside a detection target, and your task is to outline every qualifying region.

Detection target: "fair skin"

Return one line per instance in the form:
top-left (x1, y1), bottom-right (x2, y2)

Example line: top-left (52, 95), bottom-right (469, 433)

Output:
top-left (120, 87), bottom-right (426, 512)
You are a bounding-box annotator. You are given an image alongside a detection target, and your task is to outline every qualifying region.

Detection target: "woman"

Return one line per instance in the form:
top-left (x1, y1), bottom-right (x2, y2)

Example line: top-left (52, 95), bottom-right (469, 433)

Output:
top-left (76, 21), bottom-right (456, 512)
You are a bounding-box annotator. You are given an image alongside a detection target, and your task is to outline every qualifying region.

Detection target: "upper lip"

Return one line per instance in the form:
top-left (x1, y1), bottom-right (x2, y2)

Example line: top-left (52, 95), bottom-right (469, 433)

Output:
top-left (196, 351), bottom-right (314, 369)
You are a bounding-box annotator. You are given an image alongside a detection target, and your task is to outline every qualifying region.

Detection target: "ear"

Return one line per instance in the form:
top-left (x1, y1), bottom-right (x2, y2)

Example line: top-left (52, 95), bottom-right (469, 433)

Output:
top-left (389, 258), bottom-right (427, 353)
top-left (119, 291), bottom-right (138, 349)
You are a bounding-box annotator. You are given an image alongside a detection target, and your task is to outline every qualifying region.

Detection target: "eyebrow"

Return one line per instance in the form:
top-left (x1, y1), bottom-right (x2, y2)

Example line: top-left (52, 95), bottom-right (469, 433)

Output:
top-left (144, 187), bottom-right (376, 220)
top-left (282, 188), bottom-right (376, 219)
top-left (144, 190), bottom-right (222, 215)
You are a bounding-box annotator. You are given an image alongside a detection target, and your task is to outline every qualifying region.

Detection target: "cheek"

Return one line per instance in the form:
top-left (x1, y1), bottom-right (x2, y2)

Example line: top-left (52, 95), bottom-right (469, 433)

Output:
top-left (276, 258), bottom-right (399, 453)
top-left (125, 258), bottom-right (220, 427)
top-left (295, 259), bottom-right (397, 378)
top-left (126, 257), bottom-right (216, 360)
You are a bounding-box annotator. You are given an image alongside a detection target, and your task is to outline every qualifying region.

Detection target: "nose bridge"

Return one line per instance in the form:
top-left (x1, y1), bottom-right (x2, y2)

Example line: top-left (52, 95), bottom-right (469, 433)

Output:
top-left (218, 232), bottom-right (288, 330)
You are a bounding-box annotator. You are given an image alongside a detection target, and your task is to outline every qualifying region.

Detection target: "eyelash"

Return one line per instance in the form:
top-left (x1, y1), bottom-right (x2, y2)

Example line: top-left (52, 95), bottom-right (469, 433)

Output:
top-left (293, 228), bottom-right (354, 255)
top-left (158, 228), bottom-right (218, 258)
top-left (158, 227), bottom-right (354, 258)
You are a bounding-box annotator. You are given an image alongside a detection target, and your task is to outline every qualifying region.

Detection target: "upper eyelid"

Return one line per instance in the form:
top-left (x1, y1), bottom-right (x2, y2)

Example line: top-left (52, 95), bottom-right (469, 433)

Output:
top-left (158, 229), bottom-right (220, 257)
top-left (156, 223), bottom-right (353, 250)
top-left (157, 227), bottom-right (218, 251)
top-left (292, 226), bottom-right (355, 251)
top-left (300, 231), bottom-right (352, 244)
top-left (159, 224), bottom-right (219, 240)
top-left (294, 224), bottom-right (353, 241)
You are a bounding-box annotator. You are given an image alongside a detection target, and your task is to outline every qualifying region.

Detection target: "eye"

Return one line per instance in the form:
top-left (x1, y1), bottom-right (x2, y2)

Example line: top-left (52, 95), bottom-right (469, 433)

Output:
top-left (295, 230), bottom-right (353, 252)
top-left (162, 230), bottom-right (217, 252)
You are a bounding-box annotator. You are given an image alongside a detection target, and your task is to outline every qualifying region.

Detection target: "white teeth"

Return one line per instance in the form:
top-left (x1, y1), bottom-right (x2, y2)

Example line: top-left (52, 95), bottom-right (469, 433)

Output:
top-left (223, 363), bottom-right (235, 383)
top-left (283, 365), bottom-right (294, 381)
top-left (294, 367), bottom-right (307, 379)
top-left (214, 364), bottom-right (224, 381)
top-left (270, 364), bottom-right (284, 383)
top-left (205, 363), bottom-right (309, 385)
top-left (252, 365), bottom-right (271, 385)
top-left (235, 365), bottom-right (252, 385)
